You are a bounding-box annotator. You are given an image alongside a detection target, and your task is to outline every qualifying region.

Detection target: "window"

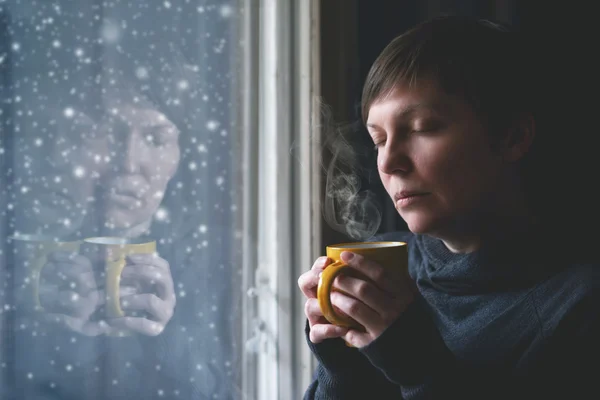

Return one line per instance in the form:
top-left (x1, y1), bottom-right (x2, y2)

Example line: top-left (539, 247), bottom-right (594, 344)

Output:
top-left (0, 1), bottom-right (318, 399)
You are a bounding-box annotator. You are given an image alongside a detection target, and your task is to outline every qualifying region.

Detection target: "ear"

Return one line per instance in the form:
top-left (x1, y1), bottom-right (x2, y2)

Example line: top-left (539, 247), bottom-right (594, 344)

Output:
top-left (501, 113), bottom-right (535, 163)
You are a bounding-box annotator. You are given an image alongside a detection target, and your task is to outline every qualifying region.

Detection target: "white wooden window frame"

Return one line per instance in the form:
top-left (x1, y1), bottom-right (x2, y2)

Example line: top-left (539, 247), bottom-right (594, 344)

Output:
top-left (240, 1), bottom-right (320, 399)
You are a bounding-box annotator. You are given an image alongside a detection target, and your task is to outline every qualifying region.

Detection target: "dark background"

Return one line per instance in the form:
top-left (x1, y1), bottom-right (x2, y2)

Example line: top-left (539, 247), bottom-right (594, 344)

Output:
top-left (319, 0), bottom-right (599, 246)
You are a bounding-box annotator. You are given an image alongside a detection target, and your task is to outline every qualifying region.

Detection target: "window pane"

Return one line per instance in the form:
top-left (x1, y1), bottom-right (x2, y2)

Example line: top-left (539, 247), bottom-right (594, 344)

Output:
top-left (1, 1), bottom-right (244, 399)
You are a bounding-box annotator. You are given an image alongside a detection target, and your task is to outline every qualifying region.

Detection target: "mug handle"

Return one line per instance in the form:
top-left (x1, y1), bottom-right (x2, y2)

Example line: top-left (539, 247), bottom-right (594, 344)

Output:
top-left (317, 261), bottom-right (362, 330)
top-left (106, 256), bottom-right (126, 318)
top-left (30, 254), bottom-right (48, 312)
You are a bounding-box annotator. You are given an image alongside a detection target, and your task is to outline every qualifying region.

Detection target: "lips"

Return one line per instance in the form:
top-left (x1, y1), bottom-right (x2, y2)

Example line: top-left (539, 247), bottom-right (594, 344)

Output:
top-left (394, 191), bottom-right (428, 201)
top-left (107, 192), bottom-right (144, 209)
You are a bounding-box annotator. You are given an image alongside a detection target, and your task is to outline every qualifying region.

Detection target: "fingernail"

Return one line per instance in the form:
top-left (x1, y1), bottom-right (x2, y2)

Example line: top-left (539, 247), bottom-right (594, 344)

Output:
top-left (340, 252), bottom-right (354, 262)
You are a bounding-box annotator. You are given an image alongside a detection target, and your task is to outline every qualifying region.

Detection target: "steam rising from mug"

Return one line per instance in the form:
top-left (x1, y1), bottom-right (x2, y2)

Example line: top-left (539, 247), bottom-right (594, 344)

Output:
top-left (308, 99), bottom-right (382, 240)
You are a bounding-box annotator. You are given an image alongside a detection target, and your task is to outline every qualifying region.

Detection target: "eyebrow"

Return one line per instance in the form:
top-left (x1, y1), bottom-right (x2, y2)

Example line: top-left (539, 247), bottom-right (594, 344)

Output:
top-left (366, 103), bottom-right (444, 129)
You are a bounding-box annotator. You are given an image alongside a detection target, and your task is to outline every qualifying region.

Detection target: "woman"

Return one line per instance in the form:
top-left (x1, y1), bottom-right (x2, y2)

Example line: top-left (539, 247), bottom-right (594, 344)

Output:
top-left (298, 15), bottom-right (598, 399)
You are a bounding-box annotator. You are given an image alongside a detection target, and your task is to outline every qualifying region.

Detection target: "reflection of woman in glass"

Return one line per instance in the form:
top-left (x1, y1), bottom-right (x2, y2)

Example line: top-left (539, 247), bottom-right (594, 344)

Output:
top-left (15, 85), bottom-right (180, 337)
top-left (9, 7), bottom-right (241, 399)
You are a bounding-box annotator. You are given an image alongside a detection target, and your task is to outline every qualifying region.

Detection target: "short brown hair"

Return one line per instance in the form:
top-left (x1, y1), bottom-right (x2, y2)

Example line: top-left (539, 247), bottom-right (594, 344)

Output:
top-left (361, 15), bottom-right (538, 134)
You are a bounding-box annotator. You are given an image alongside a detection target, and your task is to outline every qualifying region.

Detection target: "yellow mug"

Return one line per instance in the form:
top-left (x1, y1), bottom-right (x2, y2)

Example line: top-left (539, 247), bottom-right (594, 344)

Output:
top-left (318, 241), bottom-right (408, 330)
top-left (9, 233), bottom-right (81, 312)
top-left (80, 237), bottom-right (156, 319)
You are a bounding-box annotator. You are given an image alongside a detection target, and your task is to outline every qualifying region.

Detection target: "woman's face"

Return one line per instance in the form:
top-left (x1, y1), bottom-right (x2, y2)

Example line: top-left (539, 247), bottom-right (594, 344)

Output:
top-left (91, 100), bottom-right (181, 232)
top-left (366, 78), bottom-right (516, 238)
top-left (21, 95), bottom-right (181, 236)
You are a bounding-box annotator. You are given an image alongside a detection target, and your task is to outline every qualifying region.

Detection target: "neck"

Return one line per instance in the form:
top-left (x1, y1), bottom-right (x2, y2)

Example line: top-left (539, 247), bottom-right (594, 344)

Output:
top-left (434, 189), bottom-right (536, 254)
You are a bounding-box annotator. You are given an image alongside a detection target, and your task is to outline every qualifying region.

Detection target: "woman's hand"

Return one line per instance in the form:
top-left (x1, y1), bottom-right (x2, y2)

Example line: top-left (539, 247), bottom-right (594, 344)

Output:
top-left (298, 256), bottom-right (349, 344)
top-left (107, 253), bottom-right (176, 336)
top-left (298, 251), bottom-right (416, 348)
top-left (329, 251), bottom-right (416, 348)
top-left (38, 250), bottom-right (107, 336)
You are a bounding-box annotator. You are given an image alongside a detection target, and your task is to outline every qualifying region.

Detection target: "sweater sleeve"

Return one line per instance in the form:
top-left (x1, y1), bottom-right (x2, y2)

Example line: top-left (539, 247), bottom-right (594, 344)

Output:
top-left (358, 297), bottom-right (471, 399)
top-left (302, 321), bottom-right (402, 400)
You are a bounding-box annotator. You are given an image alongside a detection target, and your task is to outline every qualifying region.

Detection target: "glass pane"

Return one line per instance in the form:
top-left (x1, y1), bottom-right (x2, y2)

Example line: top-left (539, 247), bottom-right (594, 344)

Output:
top-left (1, 1), bottom-right (244, 399)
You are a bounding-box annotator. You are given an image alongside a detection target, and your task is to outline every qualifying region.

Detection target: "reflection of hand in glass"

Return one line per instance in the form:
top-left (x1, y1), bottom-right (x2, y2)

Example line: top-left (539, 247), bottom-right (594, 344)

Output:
top-left (38, 250), bottom-right (107, 336)
top-left (109, 253), bottom-right (176, 336)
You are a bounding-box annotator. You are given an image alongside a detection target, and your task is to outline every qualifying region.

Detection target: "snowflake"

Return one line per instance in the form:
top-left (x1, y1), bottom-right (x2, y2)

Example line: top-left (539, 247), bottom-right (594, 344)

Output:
top-left (135, 67), bottom-right (149, 80)
top-left (155, 207), bottom-right (168, 221)
top-left (73, 166), bottom-right (86, 178)
top-left (206, 120), bottom-right (220, 131)
top-left (220, 5), bottom-right (234, 18)
top-left (64, 107), bottom-right (75, 118)
top-left (177, 80), bottom-right (189, 90)
top-left (101, 20), bottom-right (121, 43)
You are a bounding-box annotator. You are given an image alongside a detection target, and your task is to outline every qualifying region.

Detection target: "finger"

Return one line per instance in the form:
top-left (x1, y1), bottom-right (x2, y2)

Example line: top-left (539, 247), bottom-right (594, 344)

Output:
top-left (308, 323), bottom-right (349, 344)
top-left (125, 253), bottom-right (169, 270)
top-left (39, 289), bottom-right (100, 318)
top-left (120, 293), bottom-right (174, 323)
top-left (298, 257), bottom-right (330, 298)
top-left (330, 290), bottom-right (379, 329)
top-left (119, 285), bottom-right (141, 297)
top-left (304, 298), bottom-right (330, 327)
top-left (120, 265), bottom-right (175, 301)
top-left (311, 256), bottom-right (331, 272)
top-left (108, 316), bottom-right (165, 336)
top-left (44, 263), bottom-right (97, 294)
top-left (298, 270), bottom-right (320, 299)
top-left (48, 253), bottom-right (94, 274)
top-left (340, 252), bottom-right (399, 295)
top-left (43, 313), bottom-right (109, 337)
top-left (333, 274), bottom-right (391, 316)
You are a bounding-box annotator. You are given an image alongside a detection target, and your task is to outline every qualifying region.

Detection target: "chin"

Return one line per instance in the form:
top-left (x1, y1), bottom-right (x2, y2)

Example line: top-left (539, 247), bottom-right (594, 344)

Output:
top-left (105, 209), bottom-right (149, 232)
top-left (401, 213), bottom-right (440, 235)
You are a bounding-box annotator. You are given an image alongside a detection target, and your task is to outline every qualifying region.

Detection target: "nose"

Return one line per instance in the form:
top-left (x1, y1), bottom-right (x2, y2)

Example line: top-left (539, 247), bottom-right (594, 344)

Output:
top-left (118, 127), bottom-right (142, 174)
top-left (377, 139), bottom-right (412, 175)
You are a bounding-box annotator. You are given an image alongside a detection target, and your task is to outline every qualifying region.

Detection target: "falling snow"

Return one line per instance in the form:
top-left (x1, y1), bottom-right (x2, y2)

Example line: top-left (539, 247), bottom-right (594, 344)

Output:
top-left (3, 1), bottom-right (243, 399)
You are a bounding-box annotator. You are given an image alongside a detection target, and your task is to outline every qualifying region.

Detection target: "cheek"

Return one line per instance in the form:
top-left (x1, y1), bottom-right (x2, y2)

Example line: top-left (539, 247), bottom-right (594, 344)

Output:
top-left (146, 146), bottom-right (181, 183)
top-left (432, 146), bottom-right (498, 204)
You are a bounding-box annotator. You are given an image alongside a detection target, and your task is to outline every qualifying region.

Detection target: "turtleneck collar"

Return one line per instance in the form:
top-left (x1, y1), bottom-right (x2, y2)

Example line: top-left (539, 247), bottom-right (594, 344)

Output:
top-left (414, 225), bottom-right (564, 294)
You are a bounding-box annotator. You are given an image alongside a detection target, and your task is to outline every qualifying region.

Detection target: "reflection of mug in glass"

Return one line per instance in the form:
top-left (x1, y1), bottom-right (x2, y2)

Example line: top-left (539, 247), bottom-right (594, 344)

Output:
top-left (80, 237), bottom-right (156, 318)
top-left (8, 233), bottom-right (81, 312)
top-left (318, 241), bottom-right (408, 330)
